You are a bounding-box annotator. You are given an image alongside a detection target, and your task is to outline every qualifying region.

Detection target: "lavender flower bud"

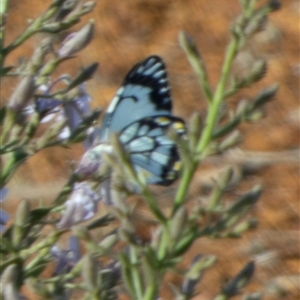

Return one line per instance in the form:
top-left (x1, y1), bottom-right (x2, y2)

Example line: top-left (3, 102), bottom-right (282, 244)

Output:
top-left (50, 236), bottom-right (81, 275)
top-left (75, 144), bottom-right (113, 179)
top-left (57, 182), bottom-right (101, 229)
top-left (57, 21), bottom-right (94, 57)
top-left (8, 75), bottom-right (35, 112)
top-left (0, 265), bottom-right (22, 300)
top-left (0, 188), bottom-right (9, 232)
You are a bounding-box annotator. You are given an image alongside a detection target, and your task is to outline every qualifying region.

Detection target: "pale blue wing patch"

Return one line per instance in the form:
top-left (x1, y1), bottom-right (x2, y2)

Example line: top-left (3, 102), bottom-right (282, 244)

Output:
top-left (101, 56), bottom-right (173, 140)
top-left (119, 122), bottom-right (139, 144)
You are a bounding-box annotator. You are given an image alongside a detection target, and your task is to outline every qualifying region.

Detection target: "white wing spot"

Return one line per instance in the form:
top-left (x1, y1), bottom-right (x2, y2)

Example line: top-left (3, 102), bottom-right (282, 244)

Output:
top-left (156, 136), bottom-right (173, 146)
top-left (137, 65), bottom-right (145, 73)
top-left (138, 125), bottom-right (149, 136)
top-left (148, 128), bottom-right (164, 137)
top-left (151, 151), bottom-right (169, 165)
top-left (145, 58), bottom-right (156, 68)
top-left (143, 63), bottom-right (162, 76)
top-left (107, 87), bottom-right (124, 113)
top-left (129, 136), bottom-right (154, 152)
top-left (159, 87), bottom-right (169, 94)
top-left (153, 70), bottom-right (164, 79)
top-left (119, 122), bottom-right (139, 144)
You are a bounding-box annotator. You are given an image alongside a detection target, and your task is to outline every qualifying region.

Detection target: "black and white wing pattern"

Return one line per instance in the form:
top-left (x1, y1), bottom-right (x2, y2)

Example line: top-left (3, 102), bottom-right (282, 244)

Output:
top-left (101, 56), bottom-right (185, 186)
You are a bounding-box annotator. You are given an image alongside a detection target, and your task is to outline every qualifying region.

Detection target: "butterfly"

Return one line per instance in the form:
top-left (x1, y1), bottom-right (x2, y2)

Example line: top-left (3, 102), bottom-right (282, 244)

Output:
top-left (77, 56), bottom-right (186, 203)
top-left (99, 55), bottom-right (186, 186)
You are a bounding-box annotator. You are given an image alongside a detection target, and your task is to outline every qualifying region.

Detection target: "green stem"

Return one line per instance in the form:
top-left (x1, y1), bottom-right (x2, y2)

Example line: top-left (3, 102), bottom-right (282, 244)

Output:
top-left (0, 0), bottom-right (9, 71)
top-left (197, 35), bottom-right (239, 153)
top-left (174, 33), bottom-right (240, 213)
top-left (143, 187), bottom-right (167, 224)
top-left (143, 283), bottom-right (157, 300)
top-left (130, 247), bottom-right (144, 300)
top-left (0, 0), bottom-right (9, 15)
top-left (157, 223), bottom-right (170, 260)
top-left (3, 18), bottom-right (42, 55)
top-left (2, 3), bottom-right (58, 56)
top-left (173, 165), bottom-right (196, 213)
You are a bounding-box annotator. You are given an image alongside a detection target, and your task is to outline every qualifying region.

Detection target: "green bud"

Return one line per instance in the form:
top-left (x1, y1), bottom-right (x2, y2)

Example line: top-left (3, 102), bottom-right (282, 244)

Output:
top-left (67, 62), bottom-right (99, 91)
top-left (81, 254), bottom-right (98, 291)
top-left (182, 255), bottom-right (216, 296)
top-left (72, 226), bottom-right (92, 242)
top-left (253, 84), bottom-right (278, 108)
top-left (230, 219), bottom-right (258, 237)
top-left (179, 31), bottom-right (213, 101)
top-left (244, 15), bottom-right (267, 36)
top-left (12, 200), bottom-right (30, 247)
top-left (27, 38), bottom-right (52, 73)
top-left (81, 1), bottom-right (96, 14)
top-left (221, 261), bottom-right (255, 296)
top-left (35, 118), bottom-right (67, 150)
top-left (242, 292), bottom-right (263, 300)
top-left (150, 225), bottom-right (163, 250)
top-left (228, 185), bottom-right (262, 215)
top-left (236, 98), bottom-right (249, 117)
top-left (38, 57), bottom-right (70, 79)
top-left (118, 227), bottom-right (137, 246)
top-left (219, 130), bottom-right (242, 151)
top-left (266, 275), bottom-right (299, 296)
top-left (179, 31), bottom-right (201, 59)
top-left (267, 0), bottom-right (281, 12)
top-left (169, 207), bottom-right (188, 245)
top-left (58, 21), bottom-right (94, 57)
top-left (55, 0), bottom-right (80, 21)
top-left (248, 59), bottom-right (267, 83)
top-left (1, 150), bottom-right (28, 184)
top-left (188, 112), bottom-right (202, 150)
top-left (64, 1), bottom-right (95, 22)
top-left (173, 225), bottom-right (198, 257)
top-left (246, 109), bottom-right (264, 121)
top-left (218, 166), bottom-right (235, 190)
top-left (8, 75), bottom-right (35, 112)
top-left (0, 264), bottom-right (22, 300)
top-left (98, 233), bottom-right (118, 251)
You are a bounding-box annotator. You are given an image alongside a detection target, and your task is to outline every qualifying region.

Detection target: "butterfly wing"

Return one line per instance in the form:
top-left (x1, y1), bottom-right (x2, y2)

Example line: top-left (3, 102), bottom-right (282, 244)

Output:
top-left (100, 56), bottom-right (173, 140)
top-left (119, 115), bottom-right (186, 185)
top-left (100, 55), bottom-right (185, 187)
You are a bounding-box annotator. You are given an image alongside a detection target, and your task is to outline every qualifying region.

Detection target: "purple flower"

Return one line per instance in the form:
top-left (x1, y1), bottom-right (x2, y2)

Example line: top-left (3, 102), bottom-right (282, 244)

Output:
top-left (25, 77), bottom-right (95, 148)
top-left (57, 182), bottom-right (101, 229)
top-left (0, 187), bottom-right (10, 232)
top-left (50, 236), bottom-right (81, 275)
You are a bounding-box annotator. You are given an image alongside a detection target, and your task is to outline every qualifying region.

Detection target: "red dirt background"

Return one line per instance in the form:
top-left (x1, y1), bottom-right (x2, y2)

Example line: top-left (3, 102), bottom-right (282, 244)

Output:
top-left (1, 0), bottom-right (299, 299)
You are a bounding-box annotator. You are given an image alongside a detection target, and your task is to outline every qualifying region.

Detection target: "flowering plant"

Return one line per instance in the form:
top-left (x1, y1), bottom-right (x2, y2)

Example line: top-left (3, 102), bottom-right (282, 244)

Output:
top-left (0, 1), bottom-right (280, 299)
